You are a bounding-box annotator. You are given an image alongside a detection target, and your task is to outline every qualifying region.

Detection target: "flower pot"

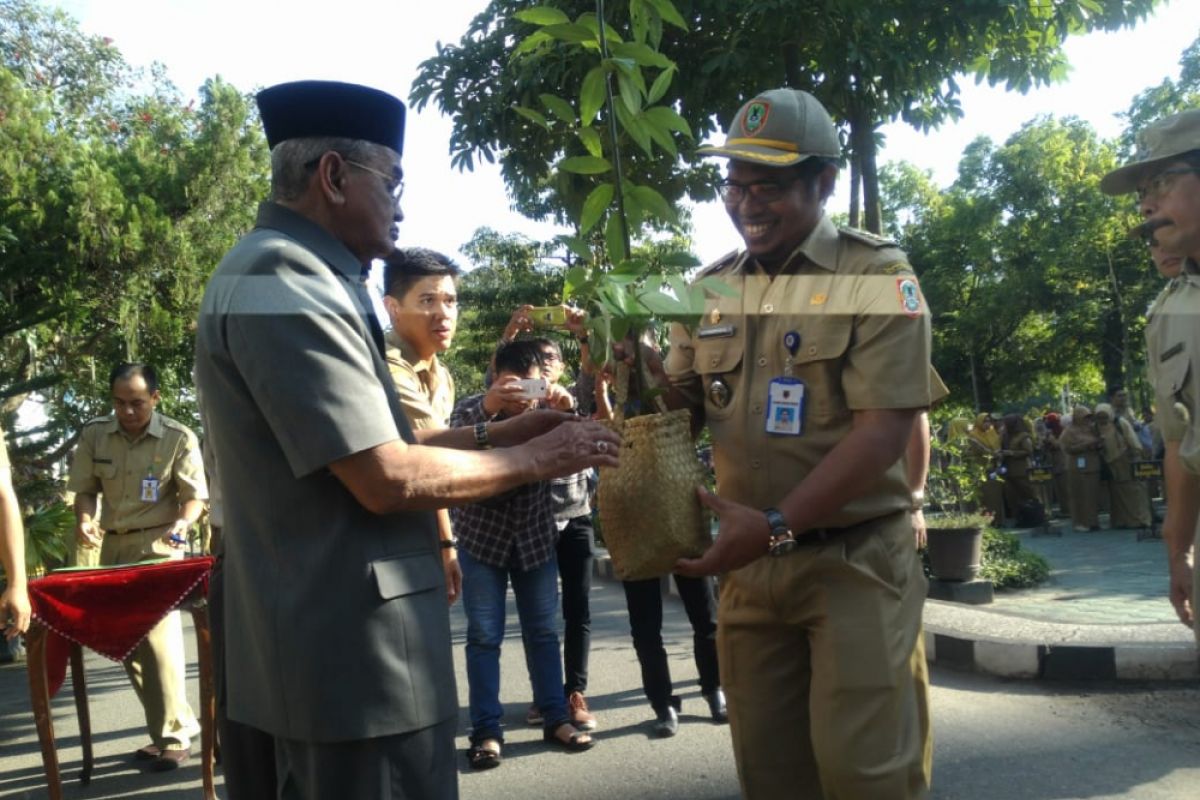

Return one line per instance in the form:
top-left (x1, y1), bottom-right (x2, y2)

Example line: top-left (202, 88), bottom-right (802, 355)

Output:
top-left (926, 526), bottom-right (983, 582)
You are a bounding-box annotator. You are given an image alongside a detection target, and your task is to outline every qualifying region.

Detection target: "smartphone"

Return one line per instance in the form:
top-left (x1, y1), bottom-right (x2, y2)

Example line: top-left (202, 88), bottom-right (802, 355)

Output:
top-left (514, 377), bottom-right (549, 400)
top-left (528, 306), bottom-right (567, 328)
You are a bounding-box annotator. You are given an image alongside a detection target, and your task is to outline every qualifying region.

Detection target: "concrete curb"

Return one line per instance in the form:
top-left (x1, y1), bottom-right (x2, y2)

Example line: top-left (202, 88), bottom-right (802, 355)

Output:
top-left (592, 550), bottom-right (1200, 682)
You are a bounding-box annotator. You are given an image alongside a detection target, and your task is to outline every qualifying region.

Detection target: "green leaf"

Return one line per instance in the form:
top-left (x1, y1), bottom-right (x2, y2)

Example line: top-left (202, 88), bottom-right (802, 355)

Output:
top-left (577, 126), bottom-right (603, 158)
top-left (697, 276), bottom-right (741, 298)
top-left (614, 101), bottom-right (653, 156)
top-left (641, 113), bottom-right (678, 156)
top-left (563, 265), bottom-right (590, 300)
top-left (512, 30), bottom-right (553, 57)
top-left (580, 182), bottom-right (614, 234)
top-left (636, 287), bottom-right (689, 317)
top-left (539, 93), bottom-right (576, 124)
top-left (611, 41), bottom-right (673, 69)
top-left (644, 0), bottom-right (689, 31)
top-left (659, 250), bottom-right (701, 268)
top-left (643, 105), bottom-right (692, 138)
top-left (514, 7), bottom-right (571, 26)
top-left (512, 106), bottom-right (550, 130)
top-left (580, 67), bottom-right (607, 126)
top-left (559, 155), bottom-right (612, 175)
top-left (628, 185), bottom-right (676, 224)
top-left (544, 23), bottom-right (598, 45)
top-left (646, 66), bottom-right (675, 105)
top-left (558, 235), bottom-right (593, 263)
top-left (613, 257), bottom-right (648, 277)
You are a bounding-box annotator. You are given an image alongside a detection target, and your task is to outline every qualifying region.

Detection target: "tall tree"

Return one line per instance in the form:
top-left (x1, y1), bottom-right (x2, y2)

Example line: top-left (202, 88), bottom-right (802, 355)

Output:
top-left (0, 1), bottom-right (268, 504)
top-left (413, 0), bottom-right (1160, 233)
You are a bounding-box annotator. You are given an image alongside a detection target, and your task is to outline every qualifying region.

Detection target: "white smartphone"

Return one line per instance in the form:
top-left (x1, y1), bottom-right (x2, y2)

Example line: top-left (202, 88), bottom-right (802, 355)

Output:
top-left (514, 377), bottom-right (549, 400)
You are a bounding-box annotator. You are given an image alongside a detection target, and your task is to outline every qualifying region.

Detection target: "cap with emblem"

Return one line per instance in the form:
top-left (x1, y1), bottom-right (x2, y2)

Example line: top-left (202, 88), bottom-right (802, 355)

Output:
top-left (1100, 108), bottom-right (1200, 195)
top-left (697, 88), bottom-right (840, 168)
top-left (256, 80), bottom-right (406, 154)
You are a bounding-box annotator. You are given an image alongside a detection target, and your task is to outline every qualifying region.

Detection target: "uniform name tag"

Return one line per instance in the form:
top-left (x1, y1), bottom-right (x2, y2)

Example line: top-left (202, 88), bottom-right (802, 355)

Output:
top-left (698, 324), bottom-right (736, 339)
top-left (765, 377), bottom-right (804, 435)
top-left (140, 477), bottom-right (160, 503)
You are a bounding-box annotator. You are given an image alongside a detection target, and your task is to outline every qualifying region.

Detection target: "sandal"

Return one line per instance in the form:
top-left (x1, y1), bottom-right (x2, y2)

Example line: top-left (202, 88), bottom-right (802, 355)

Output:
top-left (467, 739), bottom-right (502, 770)
top-left (543, 722), bottom-right (594, 752)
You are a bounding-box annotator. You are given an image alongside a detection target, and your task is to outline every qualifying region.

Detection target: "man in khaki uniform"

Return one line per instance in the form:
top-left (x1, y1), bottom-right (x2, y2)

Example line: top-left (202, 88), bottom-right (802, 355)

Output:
top-left (656, 89), bottom-right (937, 798)
top-left (382, 246), bottom-right (462, 604)
top-left (67, 363), bottom-right (207, 770)
top-left (1101, 108), bottom-right (1200, 645)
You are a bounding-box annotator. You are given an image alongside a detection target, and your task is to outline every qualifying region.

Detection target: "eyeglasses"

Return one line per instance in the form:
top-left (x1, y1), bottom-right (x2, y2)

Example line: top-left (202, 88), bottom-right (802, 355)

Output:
top-left (717, 176), bottom-right (800, 204)
top-left (1136, 167), bottom-right (1199, 203)
top-left (345, 159), bottom-right (405, 202)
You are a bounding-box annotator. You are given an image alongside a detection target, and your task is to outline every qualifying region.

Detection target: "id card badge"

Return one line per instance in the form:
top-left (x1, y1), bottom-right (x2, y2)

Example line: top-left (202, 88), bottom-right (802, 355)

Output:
top-left (140, 476), bottom-right (160, 503)
top-left (1076, 456), bottom-right (1086, 470)
top-left (765, 377), bottom-right (804, 435)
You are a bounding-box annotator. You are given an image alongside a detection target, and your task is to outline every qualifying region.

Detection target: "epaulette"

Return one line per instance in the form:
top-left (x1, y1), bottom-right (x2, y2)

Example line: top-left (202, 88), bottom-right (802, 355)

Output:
top-left (159, 416), bottom-right (195, 436)
top-left (838, 226), bottom-right (898, 249)
top-left (82, 416), bottom-right (111, 428)
top-left (694, 249), bottom-right (740, 279)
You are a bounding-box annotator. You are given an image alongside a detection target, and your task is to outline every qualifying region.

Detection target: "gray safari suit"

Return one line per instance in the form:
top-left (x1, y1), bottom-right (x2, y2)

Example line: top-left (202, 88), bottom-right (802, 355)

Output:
top-left (194, 202), bottom-right (456, 747)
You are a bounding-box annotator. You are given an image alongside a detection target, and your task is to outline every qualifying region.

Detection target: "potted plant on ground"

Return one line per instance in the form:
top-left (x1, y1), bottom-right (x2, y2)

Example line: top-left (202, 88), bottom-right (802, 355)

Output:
top-left (923, 511), bottom-right (991, 582)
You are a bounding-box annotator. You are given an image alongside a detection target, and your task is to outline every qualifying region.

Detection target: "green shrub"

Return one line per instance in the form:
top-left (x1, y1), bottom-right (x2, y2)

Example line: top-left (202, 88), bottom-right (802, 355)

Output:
top-left (920, 527), bottom-right (1052, 590)
top-left (978, 530), bottom-right (1051, 589)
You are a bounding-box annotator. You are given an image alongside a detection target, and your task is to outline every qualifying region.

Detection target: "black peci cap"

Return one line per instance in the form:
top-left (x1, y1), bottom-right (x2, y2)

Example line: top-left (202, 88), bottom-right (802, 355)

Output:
top-left (256, 80), bottom-right (406, 153)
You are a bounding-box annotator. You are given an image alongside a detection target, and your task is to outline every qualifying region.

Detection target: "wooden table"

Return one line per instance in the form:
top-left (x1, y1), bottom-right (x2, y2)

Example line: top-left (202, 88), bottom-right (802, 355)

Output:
top-left (24, 560), bottom-right (216, 800)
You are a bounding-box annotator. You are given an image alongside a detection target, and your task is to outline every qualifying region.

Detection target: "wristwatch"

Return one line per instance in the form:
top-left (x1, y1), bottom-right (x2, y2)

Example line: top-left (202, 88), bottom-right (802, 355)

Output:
top-left (763, 507), bottom-right (798, 557)
top-left (440, 538), bottom-right (458, 550)
top-left (473, 421), bottom-right (491, 449)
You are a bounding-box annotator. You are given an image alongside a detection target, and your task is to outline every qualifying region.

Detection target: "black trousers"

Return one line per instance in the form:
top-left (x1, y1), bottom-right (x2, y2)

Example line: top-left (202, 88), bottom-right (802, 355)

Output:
top-left (557, 514), bottom-right (595, 695)
top-left (621, 574), bottom-right (720, 713)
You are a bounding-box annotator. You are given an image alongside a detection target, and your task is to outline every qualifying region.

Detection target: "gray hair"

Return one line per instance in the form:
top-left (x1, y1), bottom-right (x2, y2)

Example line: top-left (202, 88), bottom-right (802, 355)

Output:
top-left (270, 138), bottom-right (395, 201)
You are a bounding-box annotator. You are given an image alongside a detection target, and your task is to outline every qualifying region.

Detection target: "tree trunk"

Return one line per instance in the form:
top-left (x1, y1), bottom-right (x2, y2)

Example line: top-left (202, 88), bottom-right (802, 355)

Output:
top-left (848, 155), bottom-right (861, 229)
top-left (850, 112), bottom-right (882, 234)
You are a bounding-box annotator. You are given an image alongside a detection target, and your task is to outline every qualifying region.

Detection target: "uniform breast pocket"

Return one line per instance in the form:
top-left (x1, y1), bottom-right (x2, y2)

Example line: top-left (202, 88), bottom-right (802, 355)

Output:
top-left (93, 461), bottom-right (117, 481)
top-left (789, 317), bottom-right (853, 422)
top-left (694, 335), bottom-right (744, 421)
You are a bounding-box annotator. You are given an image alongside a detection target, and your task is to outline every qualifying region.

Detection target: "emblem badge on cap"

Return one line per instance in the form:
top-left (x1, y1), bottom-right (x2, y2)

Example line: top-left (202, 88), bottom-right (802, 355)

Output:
top-left (742, 101), bottom-right (770, 136)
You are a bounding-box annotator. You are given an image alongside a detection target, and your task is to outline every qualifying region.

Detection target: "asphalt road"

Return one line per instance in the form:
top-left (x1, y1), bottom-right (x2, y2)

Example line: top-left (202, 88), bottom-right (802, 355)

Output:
top-left (1, 578), bottom-right (1198, 799)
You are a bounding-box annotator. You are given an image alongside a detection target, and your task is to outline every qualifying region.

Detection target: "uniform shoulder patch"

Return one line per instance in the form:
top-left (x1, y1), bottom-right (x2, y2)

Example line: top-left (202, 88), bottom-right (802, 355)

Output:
top-left (694, 249), bottom-right (741, 279)
top-left (83, 416), bottom-right (112, 428)
top-left (838, 226), bottom-right (897, 249)
top-left (159, 416), bottom-right (196, 437)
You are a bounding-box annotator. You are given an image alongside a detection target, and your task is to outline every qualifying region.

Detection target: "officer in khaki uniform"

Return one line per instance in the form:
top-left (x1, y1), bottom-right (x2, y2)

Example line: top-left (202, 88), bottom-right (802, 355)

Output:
top-left (1101, 108), bottom-right (1200, 644)
top-left (67, 363), bottom-right (207, 770)
top-left (381, 247), bottom-right (463, 606)
top-left (662, 89), bottom-right (939, 798)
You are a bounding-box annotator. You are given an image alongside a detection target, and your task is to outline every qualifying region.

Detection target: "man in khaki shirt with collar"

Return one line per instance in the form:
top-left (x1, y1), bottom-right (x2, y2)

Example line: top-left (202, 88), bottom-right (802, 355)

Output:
top-left (382, 247), bottom-right (462, 604)
top-left (1101, 108), bottom-right (1200, 646)
top-left (67, 362), bottom-right (207, 771)
top-left (654, 89), bottom-right (937, 798)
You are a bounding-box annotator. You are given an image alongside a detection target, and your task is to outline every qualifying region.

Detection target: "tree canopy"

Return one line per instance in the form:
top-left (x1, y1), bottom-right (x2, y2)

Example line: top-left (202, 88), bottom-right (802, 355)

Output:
top-left (412, 0), bottom-right (1161, 234)
top-left (0, 0), bottom-right (268, 502)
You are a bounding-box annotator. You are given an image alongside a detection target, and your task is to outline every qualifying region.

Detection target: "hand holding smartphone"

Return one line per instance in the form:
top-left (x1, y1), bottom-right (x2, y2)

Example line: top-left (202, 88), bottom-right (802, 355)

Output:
top-left (528, 306), bottom-right (567, 328)
top-left (514, 377), bottom-right (549, 400)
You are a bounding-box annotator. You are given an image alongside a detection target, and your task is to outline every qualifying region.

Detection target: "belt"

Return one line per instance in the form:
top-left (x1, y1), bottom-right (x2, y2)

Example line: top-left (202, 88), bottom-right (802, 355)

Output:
top-left (104, 524), bottom-right (169, 536)
top-left (797, 509), bottom-right (907, 546)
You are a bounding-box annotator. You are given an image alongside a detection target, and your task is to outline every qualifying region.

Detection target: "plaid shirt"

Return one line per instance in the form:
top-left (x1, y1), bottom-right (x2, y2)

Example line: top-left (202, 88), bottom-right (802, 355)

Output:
top-left (449, 394), bottom-right (556, 571)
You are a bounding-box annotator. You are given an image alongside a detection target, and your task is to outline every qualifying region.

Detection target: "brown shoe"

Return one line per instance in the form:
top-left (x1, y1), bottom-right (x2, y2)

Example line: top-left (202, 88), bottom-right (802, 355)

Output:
top-left (149, 748), bottom-right (190, 772)
top-left (568, 691), bottom-right (597, 731)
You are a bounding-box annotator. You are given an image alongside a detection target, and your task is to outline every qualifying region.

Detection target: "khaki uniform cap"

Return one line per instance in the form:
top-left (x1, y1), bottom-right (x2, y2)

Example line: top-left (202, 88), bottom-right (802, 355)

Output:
top-left (1100, 108), bottom-right (1200, 195)
top-left (697, 88), bottom-right (840, 167)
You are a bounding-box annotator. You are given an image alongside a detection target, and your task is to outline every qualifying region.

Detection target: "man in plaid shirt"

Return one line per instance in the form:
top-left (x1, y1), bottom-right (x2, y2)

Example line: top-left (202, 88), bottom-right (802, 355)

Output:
top-left (450, 340), bottom-right (594, 770)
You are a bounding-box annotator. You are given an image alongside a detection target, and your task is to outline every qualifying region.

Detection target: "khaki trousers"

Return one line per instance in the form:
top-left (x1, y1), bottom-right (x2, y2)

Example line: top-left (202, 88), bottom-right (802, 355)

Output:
top-left (100, 526), bottom-right (200, 750)
top-left (718, 511), bottom-right (929, 800)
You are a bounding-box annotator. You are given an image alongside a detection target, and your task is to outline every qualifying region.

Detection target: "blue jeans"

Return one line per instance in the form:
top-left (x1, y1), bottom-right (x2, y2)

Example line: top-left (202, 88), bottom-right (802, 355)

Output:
top-left (459, 549), bottom-right (566, 743)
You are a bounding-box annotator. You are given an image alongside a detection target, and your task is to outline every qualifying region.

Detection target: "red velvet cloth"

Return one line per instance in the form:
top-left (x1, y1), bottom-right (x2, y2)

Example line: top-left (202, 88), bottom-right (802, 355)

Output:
top-left (29, 557), bottom-right (213, 696)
